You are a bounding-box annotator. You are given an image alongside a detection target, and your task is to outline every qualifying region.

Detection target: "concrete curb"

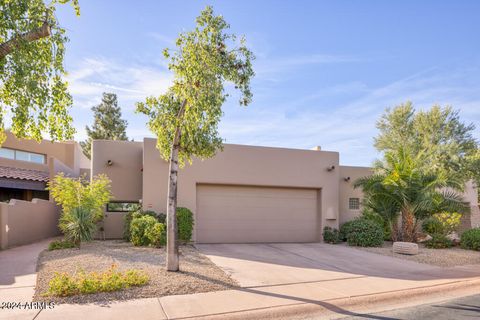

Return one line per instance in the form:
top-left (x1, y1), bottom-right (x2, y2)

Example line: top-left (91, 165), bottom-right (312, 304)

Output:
top-left (189, 278), bottom-right (480, 320)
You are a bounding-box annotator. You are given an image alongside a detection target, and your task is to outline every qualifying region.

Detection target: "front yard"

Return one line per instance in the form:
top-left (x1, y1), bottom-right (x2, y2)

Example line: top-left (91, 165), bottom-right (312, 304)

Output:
top-left (349, 241), bottom-right (480, 267)
top-left (34, 240), bottom-right (238, 304)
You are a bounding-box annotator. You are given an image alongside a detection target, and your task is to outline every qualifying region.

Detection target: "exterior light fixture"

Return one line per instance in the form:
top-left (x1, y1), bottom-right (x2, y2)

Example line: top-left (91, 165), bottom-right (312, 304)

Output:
top-left (106, 160), bottom-right (113, 167)
top-left (327, 165), bottom-right (335, 172)
top-left (344, 177), bottom-right (351, 182)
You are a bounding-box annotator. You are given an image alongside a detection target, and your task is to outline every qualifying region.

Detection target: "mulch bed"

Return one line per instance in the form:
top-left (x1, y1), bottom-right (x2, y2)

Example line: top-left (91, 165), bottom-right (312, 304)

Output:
top-left (34, 240), bottom-right (238, 304)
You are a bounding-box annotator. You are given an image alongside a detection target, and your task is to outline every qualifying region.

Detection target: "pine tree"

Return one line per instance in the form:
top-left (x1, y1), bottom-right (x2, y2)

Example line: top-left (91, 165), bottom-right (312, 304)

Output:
top-left (81, 93), bottom-right (128, 158)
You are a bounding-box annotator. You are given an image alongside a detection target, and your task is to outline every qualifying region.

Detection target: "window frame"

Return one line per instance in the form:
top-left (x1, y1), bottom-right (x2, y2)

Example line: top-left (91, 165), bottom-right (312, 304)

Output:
top-left (348, 197), bottom-right (360, 210)
top-left (0, 147), bottom-right (46, 164)
top-left (106, 201), bottom-right (140, 212)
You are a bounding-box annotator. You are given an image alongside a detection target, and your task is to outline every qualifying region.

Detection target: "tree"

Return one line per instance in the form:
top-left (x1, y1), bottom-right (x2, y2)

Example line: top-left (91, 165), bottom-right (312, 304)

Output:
top-left (375, 102), bottom-right (480, 189)
top-left (136, 6), bottom-right (254, 271)
top-left (0, 0), bottom-right (80, 144)
top-left (80, 92), bottom-right (128, 158)
top-left (355, 147), bottom-right (469, 242)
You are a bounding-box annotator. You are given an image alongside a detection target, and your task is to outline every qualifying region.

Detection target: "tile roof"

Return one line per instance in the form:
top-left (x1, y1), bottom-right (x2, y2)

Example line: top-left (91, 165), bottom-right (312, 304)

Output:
top-left (0, 166), bottom-right (49, 182)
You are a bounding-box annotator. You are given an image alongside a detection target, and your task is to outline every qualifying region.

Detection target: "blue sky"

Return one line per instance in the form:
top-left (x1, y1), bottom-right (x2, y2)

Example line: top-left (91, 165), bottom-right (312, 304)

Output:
top-left (56, 0), bottom-right (480, 166)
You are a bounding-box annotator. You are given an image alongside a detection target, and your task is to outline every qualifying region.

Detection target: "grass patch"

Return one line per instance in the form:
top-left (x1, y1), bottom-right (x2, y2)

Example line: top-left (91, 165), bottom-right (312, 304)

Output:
top-left (48, 239), bottom-right (76, 251)
top-left (44, 264), bottom-right (149, 297)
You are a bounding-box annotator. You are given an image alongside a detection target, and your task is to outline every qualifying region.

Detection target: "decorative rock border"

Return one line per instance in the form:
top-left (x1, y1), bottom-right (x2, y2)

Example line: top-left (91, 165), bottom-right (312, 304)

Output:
top-left (393, 241), bottom-right (419, 255)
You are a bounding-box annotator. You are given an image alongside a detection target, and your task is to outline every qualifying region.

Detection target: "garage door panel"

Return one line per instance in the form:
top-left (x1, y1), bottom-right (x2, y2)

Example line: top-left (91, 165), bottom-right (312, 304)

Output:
top-left (196, 184), bottom-right (319, 243)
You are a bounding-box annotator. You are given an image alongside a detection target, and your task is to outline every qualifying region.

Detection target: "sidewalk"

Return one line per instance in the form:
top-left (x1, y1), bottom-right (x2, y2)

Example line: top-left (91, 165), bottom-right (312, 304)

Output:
top-left (0, 238), bottom-right (52, 320)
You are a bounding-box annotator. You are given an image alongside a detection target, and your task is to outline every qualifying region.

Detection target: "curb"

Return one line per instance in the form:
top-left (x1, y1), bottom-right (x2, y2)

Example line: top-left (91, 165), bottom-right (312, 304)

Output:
top-left (187, 278), bottom-right (480, 320)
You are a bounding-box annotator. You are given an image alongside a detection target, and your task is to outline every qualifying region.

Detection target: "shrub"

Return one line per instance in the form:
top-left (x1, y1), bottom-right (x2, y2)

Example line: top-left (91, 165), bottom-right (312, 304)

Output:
top-left (424, 234), bottom-right (453, 249)
top-left (177, 207), bottom-right (194, 242)
top-left (123, 209), bottom-right (165, 241)
top-left (322, 226), bottom-right (340, 244)
top-left (339, 220), bottom-right (356, 241)
top-left (45, 264), bottom-right (149, 297)
top-left (145, 222), bottom-right (166, 247)
top-left (60, 207), bottom-right (97, 247)
top-left (130, 215), bottom-right (158, 246)
top-left (48, 239), bottom-right (76, 251)
top-left (461, 228), bottom-right (480, 251)
top-left (422, 217), bottom-right (444, 235)
top-left (360, 209), bottom-right (392, 241)
top-left (345, 219), bottom-right (384, 247)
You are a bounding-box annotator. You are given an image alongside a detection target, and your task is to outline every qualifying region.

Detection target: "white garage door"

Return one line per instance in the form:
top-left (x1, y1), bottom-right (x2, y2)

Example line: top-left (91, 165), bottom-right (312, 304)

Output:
top-left (196, 184), bottom-right (319, 243)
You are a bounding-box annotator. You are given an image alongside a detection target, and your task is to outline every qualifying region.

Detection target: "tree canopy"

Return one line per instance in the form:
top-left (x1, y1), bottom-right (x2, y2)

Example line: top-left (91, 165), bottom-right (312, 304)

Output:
top-left (136, 6), bottom-right (254, 166)
top-left (0, 0), bottom-right (79, 143)
top-left (80, 92), bottom-right (128, 159)
top-left (374, 102), bottom-right (480, 188)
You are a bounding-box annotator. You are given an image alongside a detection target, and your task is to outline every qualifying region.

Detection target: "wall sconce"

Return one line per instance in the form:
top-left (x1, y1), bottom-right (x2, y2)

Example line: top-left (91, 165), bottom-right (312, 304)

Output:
top-left (327, 165), bottom-right (335, 172)
top-left (106, 160), bottom-right (113, 167)
top-left (344, 177), bottom-right (351, 182)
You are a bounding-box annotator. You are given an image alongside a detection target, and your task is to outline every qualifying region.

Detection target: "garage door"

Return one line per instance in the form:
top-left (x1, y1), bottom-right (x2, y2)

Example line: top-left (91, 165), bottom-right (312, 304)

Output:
top-left (196, 184), bottom-right (319, 243)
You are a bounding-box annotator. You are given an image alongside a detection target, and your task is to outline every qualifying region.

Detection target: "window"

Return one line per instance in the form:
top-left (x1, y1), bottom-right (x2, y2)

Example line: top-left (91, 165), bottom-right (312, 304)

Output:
top-left (0, 148), bottom-right (46, 164)
top-left (348, 198), bottom-right (360, 210)
top-left (106, 202), bottom-right (140, 212)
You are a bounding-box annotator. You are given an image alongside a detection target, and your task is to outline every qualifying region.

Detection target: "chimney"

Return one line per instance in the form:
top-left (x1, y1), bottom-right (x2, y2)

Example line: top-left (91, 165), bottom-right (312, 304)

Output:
top-left (311, 146), bottom-right (322, 151)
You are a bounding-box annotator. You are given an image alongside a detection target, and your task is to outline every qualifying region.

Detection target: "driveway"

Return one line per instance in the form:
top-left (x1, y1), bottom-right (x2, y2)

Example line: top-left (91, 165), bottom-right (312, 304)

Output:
top-left (197, 243), bottom-right (480, 287)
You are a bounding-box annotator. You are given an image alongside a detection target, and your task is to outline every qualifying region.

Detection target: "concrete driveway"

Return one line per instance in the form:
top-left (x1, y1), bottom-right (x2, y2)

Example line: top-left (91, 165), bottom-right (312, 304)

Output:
top-left (197, 243), bottom-right (480, 287)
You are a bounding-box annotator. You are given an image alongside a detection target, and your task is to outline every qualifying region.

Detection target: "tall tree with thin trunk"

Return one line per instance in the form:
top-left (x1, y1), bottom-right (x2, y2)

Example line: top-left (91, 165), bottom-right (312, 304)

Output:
top-left (0, 0), bottom-right (80, 143)
top-left (136, 6), bottom-right (254, 271)
top-left (80, 92), bottom-right (128, 159)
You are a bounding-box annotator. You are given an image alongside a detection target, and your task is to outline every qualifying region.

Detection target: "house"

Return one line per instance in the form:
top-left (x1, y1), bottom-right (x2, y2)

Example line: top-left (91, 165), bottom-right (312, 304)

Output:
top-left (92, 138), bottom-right (480, 243)
top-left (0, 132), bottom-right (90, 249)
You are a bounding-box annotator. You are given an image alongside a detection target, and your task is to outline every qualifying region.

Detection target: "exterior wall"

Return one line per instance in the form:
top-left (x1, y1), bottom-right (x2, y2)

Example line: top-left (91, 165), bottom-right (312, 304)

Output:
top-left (0, 199), bottom-right (60, 249)
top-left (92, 140), bottom-right (143, 239)
top-left (0, 131), bottom-right (89, 174)
top-left (338, 166), bottom-right (373, 225)
top-left (142, 138), bottom-right (340, 242)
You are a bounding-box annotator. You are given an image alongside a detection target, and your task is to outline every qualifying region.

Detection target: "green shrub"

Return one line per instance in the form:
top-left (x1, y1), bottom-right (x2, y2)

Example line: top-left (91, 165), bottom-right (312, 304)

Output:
top-left (177, 207), bottom-right (194, 242)
top-left (130, 215), bottom-right (158, 246)
top-left (45, 265), bottom-right (149, 297)
top-left (424, 234), bottom-right (453, 249)
top-left (360, 209), bottom-right (392, 241)
top-left (345, 219), bottom-right (384, 247)
top-left (323, 226), bottom-right (340, 244)
top-left (124, 209), bottom-right (164, 241)
top-left (48, 239), bottom-right (76, 251)
top-left (60, 207), bottom-right (97, 247)
top-left (145, 222), bottom-right (166, 247)
top-left (339, 220), bottom-right (356, 241)
top-left (461, 228), bottom-right (480, 251)
top-left (422, 217), bottom-right (444, 235)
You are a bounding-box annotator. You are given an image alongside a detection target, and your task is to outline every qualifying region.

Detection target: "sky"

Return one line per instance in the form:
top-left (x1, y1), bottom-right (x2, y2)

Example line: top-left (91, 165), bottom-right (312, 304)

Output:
top-left (55, 0), bottom-right (480, 166)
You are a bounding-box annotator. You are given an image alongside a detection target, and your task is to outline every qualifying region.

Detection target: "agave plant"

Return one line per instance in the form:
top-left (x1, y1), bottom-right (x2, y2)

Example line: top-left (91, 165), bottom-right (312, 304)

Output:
top-left (60, 207), bottom-right (97, 248)
top-left (355, 147), bottom-right (469, 242)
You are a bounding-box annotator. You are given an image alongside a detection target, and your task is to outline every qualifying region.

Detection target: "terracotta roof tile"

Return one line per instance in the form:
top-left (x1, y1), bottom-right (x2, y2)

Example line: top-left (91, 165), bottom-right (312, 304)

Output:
top-left (0, 166), bottom-right (49, 182)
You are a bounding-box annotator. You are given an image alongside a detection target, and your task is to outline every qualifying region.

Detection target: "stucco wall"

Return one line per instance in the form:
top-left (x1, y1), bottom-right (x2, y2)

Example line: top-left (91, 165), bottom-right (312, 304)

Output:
top-left (338, 166), bottom-right (373, 225)
top-left (0, 199), bottom-right (60, 249)
top-left (91, 140), bottom-right (143, 201)
top-left (142, 138), bottom-right (341, 241)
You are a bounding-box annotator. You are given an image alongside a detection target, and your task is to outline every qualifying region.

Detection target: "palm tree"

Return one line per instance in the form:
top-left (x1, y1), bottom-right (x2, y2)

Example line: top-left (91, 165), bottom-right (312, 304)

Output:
top-left (355, 147), bottom-right (469, 242)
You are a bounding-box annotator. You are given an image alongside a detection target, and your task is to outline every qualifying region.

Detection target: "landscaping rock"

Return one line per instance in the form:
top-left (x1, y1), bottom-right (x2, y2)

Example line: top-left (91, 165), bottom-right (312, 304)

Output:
top-left (393, 242), bottom-right (419, 255)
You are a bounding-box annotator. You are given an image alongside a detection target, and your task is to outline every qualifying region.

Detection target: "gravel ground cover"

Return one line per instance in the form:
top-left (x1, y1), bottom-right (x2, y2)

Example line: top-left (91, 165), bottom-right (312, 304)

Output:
top-left (348, 241), bottom-right (480, 267)
top-left (34, 240), bottom-right (238, 304)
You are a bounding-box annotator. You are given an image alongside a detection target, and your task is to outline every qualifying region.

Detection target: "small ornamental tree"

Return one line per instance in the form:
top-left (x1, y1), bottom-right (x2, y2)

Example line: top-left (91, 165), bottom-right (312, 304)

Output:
top-left (0, 0), bottom-right (80, 143)
top-left (80, 92), bottom-right (129, 158)
top-left (136, 6), bottom-right (254, 271)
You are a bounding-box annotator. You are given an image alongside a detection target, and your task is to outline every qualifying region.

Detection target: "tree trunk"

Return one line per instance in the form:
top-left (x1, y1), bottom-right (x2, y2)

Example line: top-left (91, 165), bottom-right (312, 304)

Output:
top-left (0, 22), bottom-right (51, 60)
top-left (166, 100), bottom-right (187, 272)
top-left (401, 208), bottom-right (415, 242)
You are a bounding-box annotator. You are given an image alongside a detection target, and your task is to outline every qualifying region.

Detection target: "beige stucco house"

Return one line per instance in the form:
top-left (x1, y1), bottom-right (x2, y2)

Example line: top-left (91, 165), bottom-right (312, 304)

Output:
top-left (0, 132), bottom-right (90, 248)
top-left (92, 138), bottom-right (480, 243)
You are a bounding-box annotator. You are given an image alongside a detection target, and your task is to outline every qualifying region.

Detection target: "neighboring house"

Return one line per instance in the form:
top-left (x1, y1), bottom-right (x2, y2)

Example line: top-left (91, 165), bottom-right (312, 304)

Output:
top-left (92, 138), bottom-right (480, 243)
top-left (0, 132), bottom-right (90, 249)
top-left (0, 131), bottom-right (90, 202)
